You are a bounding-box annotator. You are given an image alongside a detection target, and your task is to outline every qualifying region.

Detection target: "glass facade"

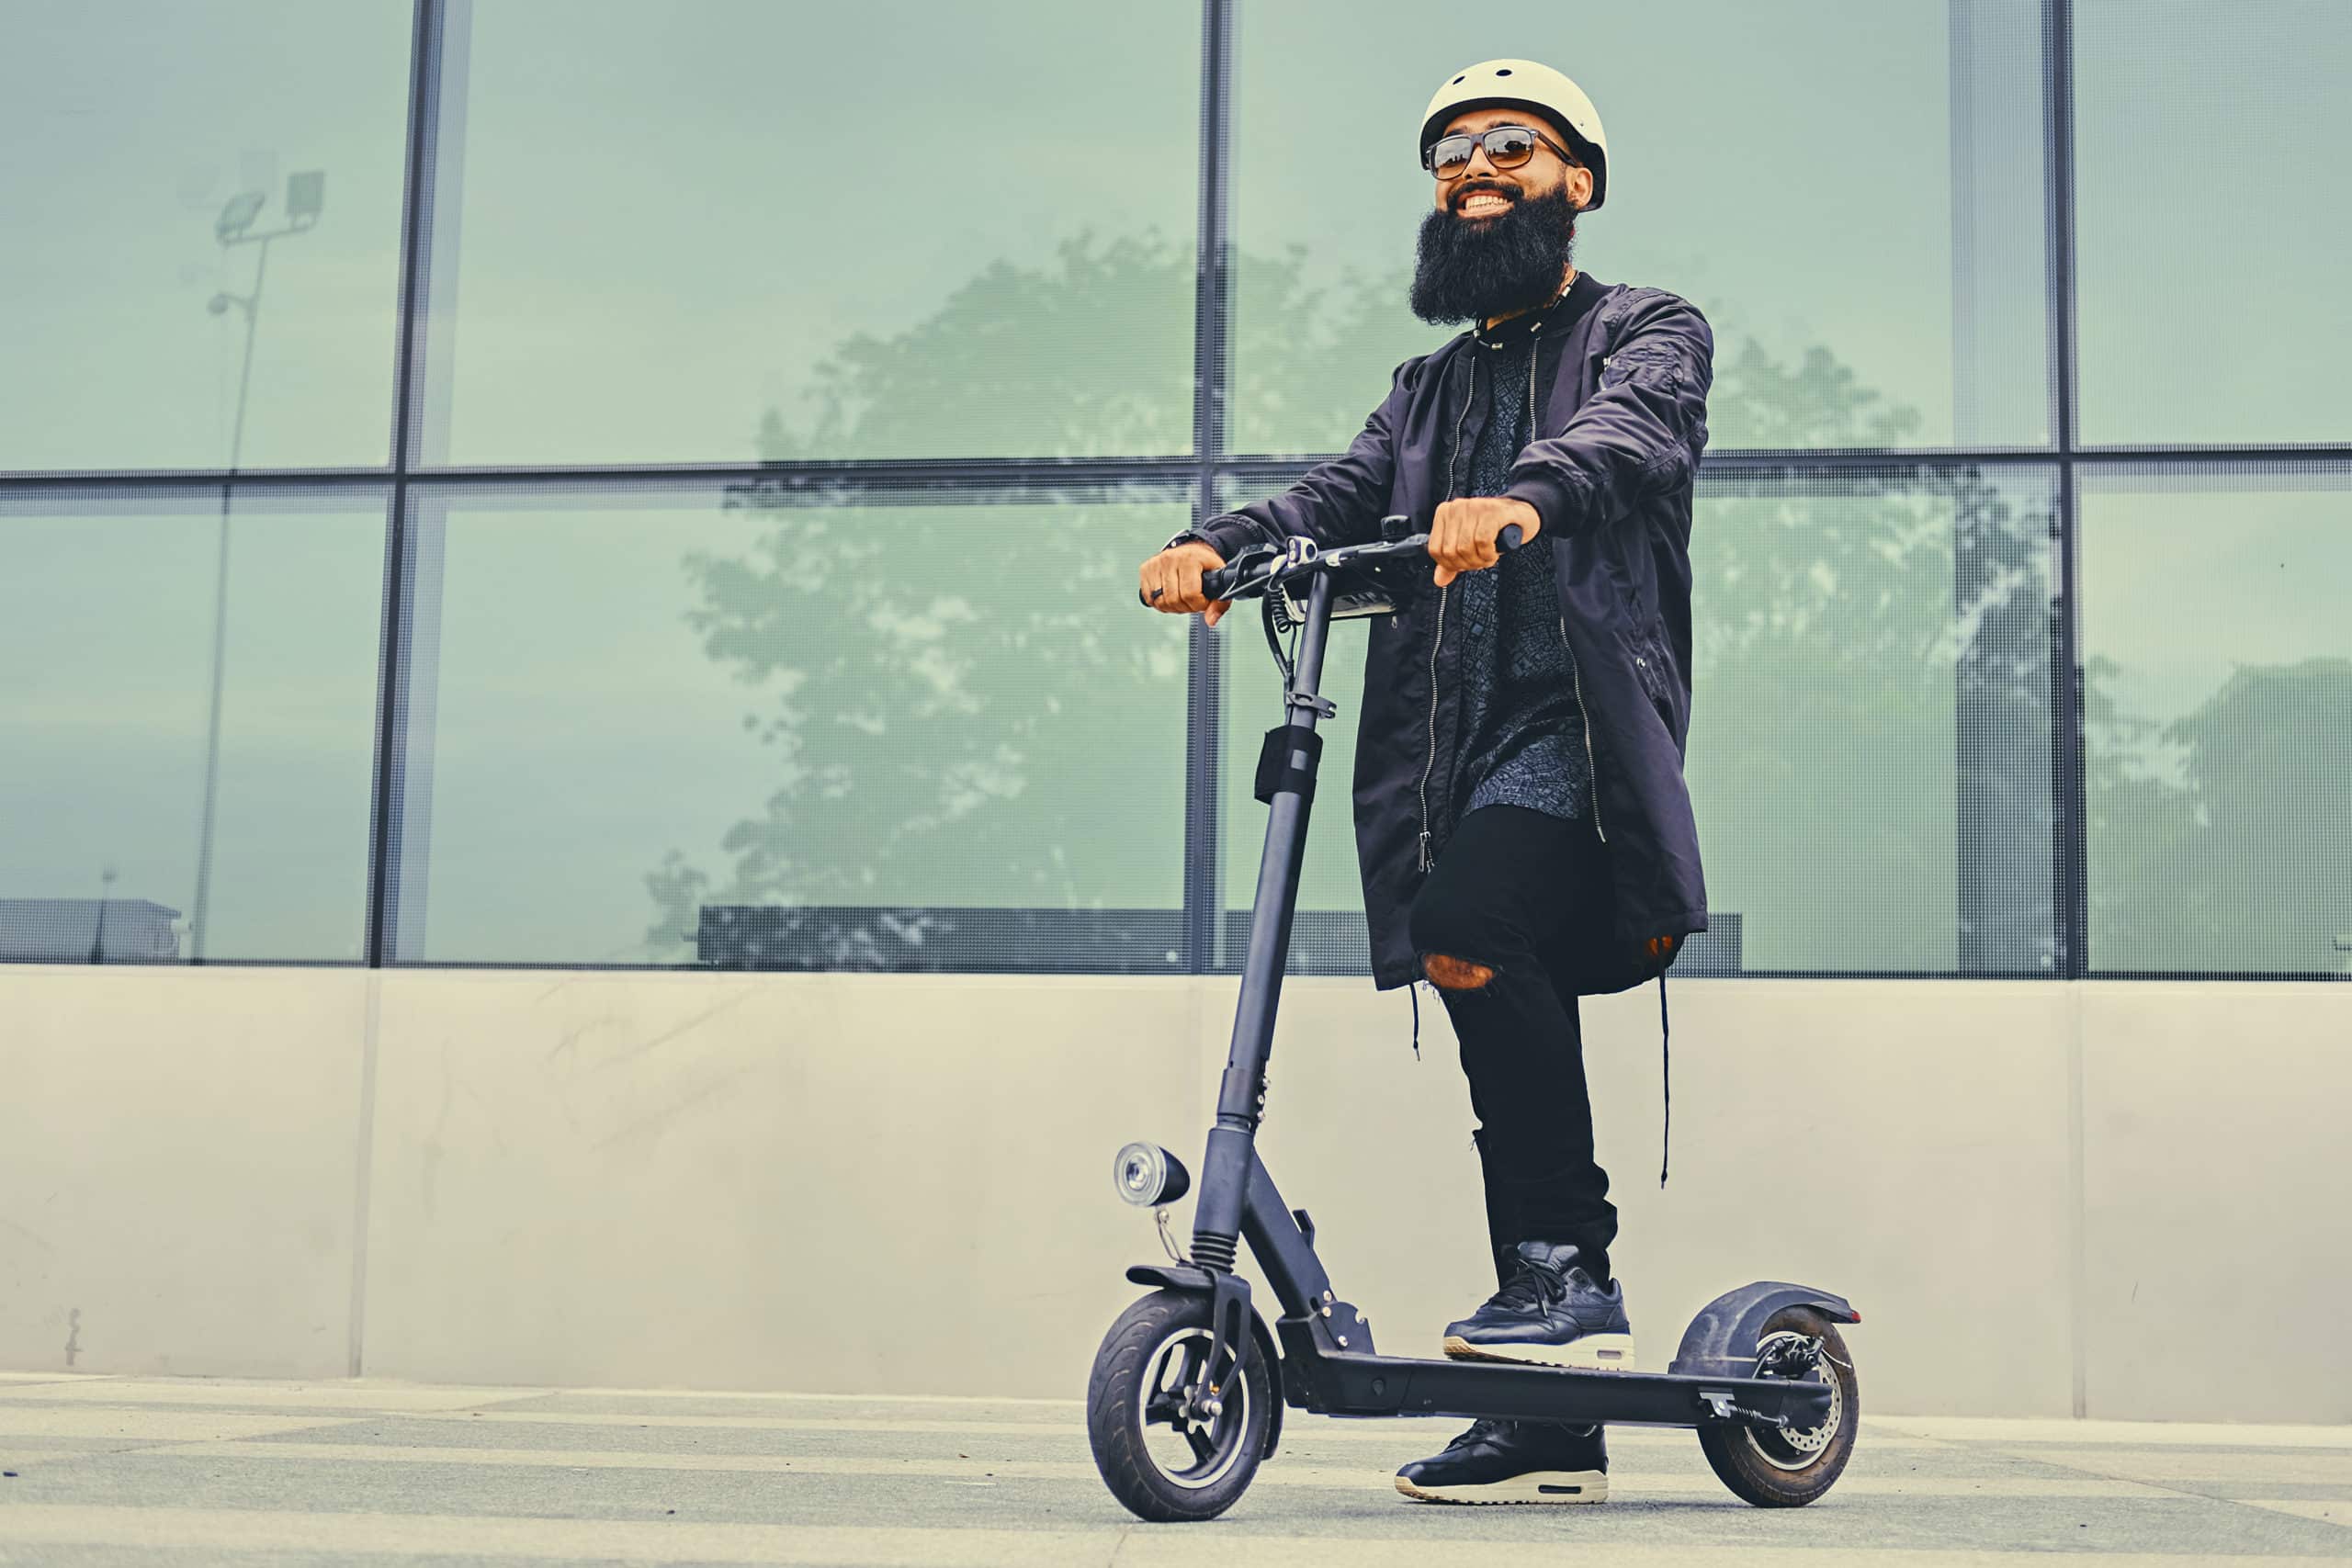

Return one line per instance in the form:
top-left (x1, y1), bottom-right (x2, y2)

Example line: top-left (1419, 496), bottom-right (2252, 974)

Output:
top-left (417, 0), bottom-right (1199, 466)
top-left (391, 482), bottom-right (1193, 966)
top-left (0, 4), bottom-right (413, 470)
top-left (2073, 1), bottom-right (2352, 447)
top-left (2078, 468), bottom-right (2352, 974)
top-left (1228, 0), bottom-right (2050, 456)
top-left (0, 488), bottom-right (388, 963)
top-left (4, 1), bottom-right (2344, 980)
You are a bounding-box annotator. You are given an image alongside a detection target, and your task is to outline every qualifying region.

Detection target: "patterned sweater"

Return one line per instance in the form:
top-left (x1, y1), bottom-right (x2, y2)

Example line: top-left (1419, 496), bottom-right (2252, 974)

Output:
top-left (1444, 279), bottom-right (1602, 829)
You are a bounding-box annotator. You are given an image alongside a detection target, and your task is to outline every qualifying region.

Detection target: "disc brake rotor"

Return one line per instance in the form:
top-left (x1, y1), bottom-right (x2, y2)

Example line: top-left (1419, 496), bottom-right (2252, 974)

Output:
top-left (1745, 1329), bottom-right (1841, 1472)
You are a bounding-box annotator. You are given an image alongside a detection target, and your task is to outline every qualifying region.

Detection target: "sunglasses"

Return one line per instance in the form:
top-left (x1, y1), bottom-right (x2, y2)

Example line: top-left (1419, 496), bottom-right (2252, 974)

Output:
top-left (1422, 123), bottom-right (1580, 181)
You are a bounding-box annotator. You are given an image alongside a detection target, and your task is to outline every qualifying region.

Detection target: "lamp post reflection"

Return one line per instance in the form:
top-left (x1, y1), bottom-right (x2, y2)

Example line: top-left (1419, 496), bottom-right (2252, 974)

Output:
top-left (188, 171), bottom-right (322, 962)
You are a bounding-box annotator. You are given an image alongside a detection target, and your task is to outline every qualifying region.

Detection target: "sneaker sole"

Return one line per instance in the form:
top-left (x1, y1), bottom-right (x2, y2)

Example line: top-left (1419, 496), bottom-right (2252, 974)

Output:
top-left (1442, 1332), bottom-right (1638, 1371)
top-left (1395, 1468), bottom-right (1609, 1505)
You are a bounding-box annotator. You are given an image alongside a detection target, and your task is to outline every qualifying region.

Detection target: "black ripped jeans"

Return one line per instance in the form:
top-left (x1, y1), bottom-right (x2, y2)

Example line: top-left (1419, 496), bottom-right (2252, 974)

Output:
top-left (1408, 803), bottom-right (1618, 1290)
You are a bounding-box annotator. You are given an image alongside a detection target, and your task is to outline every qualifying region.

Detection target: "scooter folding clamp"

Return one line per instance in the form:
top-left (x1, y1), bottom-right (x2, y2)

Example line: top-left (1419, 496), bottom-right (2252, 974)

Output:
top-left (1253, 722), bottom-right (1325, 806)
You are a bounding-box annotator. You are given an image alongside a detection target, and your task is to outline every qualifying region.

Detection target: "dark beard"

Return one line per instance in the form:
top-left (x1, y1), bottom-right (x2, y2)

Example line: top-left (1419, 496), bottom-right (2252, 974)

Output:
top-left (1408, 182), bottom-right (1580, 325)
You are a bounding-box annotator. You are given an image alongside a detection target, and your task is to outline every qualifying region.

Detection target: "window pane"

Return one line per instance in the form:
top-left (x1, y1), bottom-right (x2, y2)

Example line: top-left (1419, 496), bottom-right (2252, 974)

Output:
top-left (393, 483), bottom-right (1193, 967)
top-left (1210, 465), bottom-right (2058, 976)
top-left (2081, 468), bottom-right (2352, 974)
top-left (2075, 3), bottom-right (2352, 446)
top-left (1692, 466), bottom-right (2057, 973)
top-left (0, 4), bottom-right (413, 471)
top-left (1228, 1), bottom-right (2050, 456)
top-left (0, 489), bottom-right (388, 964)
top-left (422, 0), bottom-right (1198, 466)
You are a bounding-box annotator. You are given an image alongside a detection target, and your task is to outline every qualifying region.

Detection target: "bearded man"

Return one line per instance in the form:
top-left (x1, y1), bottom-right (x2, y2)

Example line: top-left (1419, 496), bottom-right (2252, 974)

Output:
top-left (1137, 58), bottom-right (1714, 1505)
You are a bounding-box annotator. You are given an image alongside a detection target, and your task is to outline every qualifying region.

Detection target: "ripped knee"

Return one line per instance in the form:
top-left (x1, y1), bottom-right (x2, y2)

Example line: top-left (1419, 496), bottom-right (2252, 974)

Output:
top-left (1420, 952), bottom-right (1496, 990)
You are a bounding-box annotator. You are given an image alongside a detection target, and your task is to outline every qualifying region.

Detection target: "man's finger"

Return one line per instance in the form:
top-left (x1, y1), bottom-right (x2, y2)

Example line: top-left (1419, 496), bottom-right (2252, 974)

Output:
top-left (1204, 599), bottom-right (1228, 627)
top-left (1427, 503), bottom-right (1455, 570)
top-left (1177, 555), bottom-right (1208, 614)
top-left (1431, 501), bottom-right (1473, 585)
top-left (1450, 508), bottom-right (1481, 568)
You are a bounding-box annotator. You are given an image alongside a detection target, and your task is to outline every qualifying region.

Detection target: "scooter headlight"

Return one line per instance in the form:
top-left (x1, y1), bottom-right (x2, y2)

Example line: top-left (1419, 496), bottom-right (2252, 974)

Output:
top-left (1113, 1142), bottom-right (1190, 1207)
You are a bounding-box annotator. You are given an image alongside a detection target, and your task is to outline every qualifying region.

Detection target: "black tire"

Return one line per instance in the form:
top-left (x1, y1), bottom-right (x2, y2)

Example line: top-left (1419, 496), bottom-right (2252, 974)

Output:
top-left (1086, 1288), bottom-right (1273, 1522)
top-left (1695, 1306), bottom-right (1860, 1507)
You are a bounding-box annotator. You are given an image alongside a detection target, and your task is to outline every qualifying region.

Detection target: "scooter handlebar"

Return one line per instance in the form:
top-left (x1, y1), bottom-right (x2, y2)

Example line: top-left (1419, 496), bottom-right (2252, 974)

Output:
top-left (1138, 518), bottom-right (1521, 609)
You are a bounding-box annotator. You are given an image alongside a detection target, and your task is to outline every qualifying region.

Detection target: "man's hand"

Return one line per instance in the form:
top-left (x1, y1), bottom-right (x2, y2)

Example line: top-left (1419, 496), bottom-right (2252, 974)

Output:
top-left (1138, 541), bottom-right (1234, 627)
top-left (1428, 497), bottom-right (1542, 587)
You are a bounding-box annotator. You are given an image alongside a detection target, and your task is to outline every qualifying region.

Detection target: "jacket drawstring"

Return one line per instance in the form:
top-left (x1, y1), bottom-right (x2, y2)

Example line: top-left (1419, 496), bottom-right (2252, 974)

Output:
top-left (1657, 971), bottom-right (1671, 1188)
top-left (1408, 979), bottom-right (1422, 1059)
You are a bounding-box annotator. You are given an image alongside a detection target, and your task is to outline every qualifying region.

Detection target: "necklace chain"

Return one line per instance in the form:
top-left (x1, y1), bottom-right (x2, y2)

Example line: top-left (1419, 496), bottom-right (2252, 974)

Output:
top-left (1479, 271), bottom-right (1576, 347)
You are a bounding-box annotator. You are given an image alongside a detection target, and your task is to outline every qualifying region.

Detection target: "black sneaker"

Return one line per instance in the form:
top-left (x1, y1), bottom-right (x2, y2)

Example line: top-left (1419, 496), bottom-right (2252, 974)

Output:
top-left (1394, 1417), bottom-right (1609, 1505)
top-left (1441, 1240), bottom-right (1636, 1371)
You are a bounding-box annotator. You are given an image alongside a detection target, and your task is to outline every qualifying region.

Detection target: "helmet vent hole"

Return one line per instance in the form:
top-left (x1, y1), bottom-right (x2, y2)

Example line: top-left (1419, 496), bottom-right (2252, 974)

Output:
top-left (1453, 74), bottom-right (1464, 83)
top-left (1495, 68), bottom-right (1513, 75)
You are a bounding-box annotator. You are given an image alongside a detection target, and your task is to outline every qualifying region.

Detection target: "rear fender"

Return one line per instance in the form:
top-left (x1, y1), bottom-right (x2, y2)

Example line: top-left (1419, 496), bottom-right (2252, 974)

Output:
top-left (1668, 1280), bottom-right (1860, 1380)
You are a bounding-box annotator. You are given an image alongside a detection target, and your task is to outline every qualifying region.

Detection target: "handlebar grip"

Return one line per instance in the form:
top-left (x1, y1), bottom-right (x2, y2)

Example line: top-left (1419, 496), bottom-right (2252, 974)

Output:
top-left (1139, 541), bottom-right (1242, 608)
top-left (1497, 523), bottom-right (1524, 553)
top-left (1136, 573), bottom-right (1237, 607)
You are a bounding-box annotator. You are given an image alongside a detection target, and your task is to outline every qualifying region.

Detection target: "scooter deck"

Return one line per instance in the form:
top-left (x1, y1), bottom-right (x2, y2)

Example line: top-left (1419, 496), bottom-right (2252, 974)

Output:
top-left (1274, 1326), bottom-right (1835, 1431)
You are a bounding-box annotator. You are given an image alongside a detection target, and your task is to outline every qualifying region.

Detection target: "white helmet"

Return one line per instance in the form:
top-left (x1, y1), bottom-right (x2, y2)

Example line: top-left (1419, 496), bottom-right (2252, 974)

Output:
top-left (1419, 59), bottom-right (1611, 210)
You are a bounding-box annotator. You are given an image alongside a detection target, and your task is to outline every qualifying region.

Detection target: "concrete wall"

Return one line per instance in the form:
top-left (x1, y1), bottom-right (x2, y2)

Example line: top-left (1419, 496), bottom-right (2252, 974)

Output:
top-left (1, 964), bottom-right (2346, 1421)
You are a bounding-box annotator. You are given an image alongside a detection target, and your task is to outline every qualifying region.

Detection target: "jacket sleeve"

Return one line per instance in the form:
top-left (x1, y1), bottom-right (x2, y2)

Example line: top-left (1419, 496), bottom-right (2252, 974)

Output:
top-left (1502, 294), bottom-right (1713, 539)
top-left (1162, 357), bottom-right (1419, 564)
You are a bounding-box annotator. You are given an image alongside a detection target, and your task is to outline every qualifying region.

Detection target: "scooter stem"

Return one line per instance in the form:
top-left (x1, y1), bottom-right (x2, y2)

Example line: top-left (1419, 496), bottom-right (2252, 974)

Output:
top-left (1191, 570), bottom-right (1338, 1270)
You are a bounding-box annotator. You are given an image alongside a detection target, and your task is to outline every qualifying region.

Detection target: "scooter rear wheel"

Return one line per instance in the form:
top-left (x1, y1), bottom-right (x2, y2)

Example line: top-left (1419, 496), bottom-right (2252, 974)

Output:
top-left (1086, 1288), bottom-right (1272, 1521)
top-left (1695, 1305), bottom-right (1860, 1506)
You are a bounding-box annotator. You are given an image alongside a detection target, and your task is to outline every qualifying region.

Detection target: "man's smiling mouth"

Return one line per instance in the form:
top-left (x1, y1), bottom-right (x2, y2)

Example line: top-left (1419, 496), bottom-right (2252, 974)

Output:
top-left (1456, 190), bottom-right (1512, 219)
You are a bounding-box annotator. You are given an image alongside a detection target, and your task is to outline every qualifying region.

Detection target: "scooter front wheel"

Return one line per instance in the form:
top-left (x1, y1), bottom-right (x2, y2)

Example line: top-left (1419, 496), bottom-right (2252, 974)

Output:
top-left (1695, 1304), bottom-right (1860, 1506)
top-left (1086, 1288), bottom-right (1272, 1521)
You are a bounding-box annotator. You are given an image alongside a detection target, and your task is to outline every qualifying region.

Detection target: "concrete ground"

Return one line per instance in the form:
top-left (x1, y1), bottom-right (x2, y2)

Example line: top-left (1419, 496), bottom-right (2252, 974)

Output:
top-left (0, 1372), bottom-right (2347, 1565)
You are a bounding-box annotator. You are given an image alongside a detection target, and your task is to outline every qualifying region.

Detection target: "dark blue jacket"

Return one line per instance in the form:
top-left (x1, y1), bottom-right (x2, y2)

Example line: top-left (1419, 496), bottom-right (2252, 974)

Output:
top-left (1179, 280), bottom-right (1713, 992)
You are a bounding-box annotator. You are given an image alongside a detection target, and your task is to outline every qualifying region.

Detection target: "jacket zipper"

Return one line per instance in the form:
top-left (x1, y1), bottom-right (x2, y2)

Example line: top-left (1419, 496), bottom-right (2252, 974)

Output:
top-left (1416, 357), bottom-right (1477, 873)
top-left (1563, 339), bottom-right (1609, 842)
top-left (1565, 613), bottom-right (1607, 844)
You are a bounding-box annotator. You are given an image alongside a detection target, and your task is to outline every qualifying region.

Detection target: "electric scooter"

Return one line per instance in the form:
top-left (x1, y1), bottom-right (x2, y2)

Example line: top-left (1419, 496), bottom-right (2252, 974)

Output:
top-left (1089, 516), bottom-right (1861, 1521)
